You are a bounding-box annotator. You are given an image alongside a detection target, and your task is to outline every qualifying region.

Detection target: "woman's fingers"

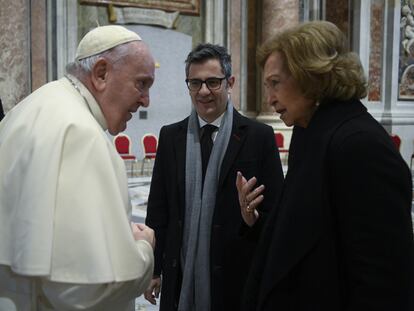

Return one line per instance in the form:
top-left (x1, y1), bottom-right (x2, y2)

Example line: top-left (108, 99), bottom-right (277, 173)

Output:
top-left (245, 194), bottom-right (264, 213)
top-left (237, 172), bottom-right (265, 217)
top-left (245, 184), bottom-right (265, 203)
top-left (236, 171), bottom-right (246, 192)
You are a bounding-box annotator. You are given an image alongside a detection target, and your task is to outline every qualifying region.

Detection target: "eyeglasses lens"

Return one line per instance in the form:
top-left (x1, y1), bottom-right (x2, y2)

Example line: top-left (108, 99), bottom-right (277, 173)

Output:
top-left (206, 78), bottom-right (221, 89)
top-left (186, 77), bottom-right (225, 91)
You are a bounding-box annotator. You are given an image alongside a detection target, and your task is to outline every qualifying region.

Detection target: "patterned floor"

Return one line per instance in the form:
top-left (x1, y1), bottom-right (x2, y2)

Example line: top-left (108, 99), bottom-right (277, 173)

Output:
top-left (129, 176), bottom-right (151, 223)
top-left (128, 177), bottom-right (160, 310)
top-left (135, 296), bottom-right (159, 311)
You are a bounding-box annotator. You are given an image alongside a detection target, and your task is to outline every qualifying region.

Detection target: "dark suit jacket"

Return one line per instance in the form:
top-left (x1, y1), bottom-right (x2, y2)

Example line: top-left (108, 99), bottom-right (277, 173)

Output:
top-left (146, 109), bottom-right (284, 311)
top-left (243, 99), bottom-right (414, 311)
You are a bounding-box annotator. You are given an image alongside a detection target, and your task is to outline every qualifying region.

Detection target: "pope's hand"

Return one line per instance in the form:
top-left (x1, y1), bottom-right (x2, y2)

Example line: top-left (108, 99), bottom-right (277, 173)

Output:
top-left (144, 277), bottom-right (161, 305)
top-left (131, 223), bottom-right (155, 249)
top-left (236, 171), bottom-right (265, 227)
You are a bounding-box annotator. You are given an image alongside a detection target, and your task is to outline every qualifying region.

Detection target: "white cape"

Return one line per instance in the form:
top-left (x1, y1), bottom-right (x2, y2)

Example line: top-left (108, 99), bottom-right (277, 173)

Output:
top-left (0, 77), bottom-right (152, 284)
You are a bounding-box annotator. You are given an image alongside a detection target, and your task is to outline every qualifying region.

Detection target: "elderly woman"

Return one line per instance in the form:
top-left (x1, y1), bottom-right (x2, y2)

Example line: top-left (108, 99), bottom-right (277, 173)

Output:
top-left (237, 21), bottom-right (414, 310)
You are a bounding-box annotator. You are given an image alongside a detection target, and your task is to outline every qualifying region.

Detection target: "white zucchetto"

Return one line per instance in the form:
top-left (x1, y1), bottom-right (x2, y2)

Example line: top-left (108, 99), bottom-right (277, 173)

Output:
top-left (76, 25), bottom-right (142, 61)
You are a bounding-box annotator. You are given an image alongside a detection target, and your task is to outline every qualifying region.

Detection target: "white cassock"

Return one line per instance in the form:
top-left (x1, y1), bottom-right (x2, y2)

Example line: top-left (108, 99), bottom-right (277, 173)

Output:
top-left (0, 75), bottom-right (154, 311)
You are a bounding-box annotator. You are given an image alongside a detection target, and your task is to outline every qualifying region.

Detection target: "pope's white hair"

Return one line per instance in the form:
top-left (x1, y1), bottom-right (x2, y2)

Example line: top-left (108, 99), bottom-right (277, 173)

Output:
top-left (66, 41), bottom-right (137, 75)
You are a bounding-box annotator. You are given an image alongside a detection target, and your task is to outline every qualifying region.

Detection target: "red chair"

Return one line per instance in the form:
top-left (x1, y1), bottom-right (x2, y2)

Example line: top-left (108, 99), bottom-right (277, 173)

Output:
top-left (275, 132), bottom-right (289, 153)
top-left (390, 134), bottom-right (401, 151)
top-left (275, 132), bottom-right (289, 165)
top-left (114, 134), bottom-right (136, 176)
top-left (141, 133), bottom-right (158, 175)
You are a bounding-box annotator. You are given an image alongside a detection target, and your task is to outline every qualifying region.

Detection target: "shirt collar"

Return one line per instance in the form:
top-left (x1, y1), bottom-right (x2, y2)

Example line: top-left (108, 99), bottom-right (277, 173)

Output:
top-left (198, 110), bottom-right (225, 129)
top-left (65, 74), bottom-right (108, 131)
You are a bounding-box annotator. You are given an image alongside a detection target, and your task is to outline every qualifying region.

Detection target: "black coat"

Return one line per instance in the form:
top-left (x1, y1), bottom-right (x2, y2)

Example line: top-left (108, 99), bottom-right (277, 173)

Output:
top-left (146, 109), bottom-right (284, 311)
top-left (243, 99), bottom-right (414, 311)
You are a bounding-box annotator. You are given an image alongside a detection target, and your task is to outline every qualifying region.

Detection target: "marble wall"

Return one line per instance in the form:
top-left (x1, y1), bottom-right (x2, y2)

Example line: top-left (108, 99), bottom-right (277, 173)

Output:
top-left (0, 0), bottom-right (47, 113)
top-left (246, 0), bottom-right (259, 114)
top-left (30, 0), bottom-right (47, 91)
top-left (229, 0), bottom-right (242, 111)
top-left (3, 1), bottom-right (413, 164)
top-left (0, 1), bottom-right (30, 112)
top-left (120, 25), bottom-right (192, 159)
top-left (259, 0), bottom-right (299, 116)
top-left (77, 3), bottom-right (202, 47)
top-left (368, 0), bottom-right (385, 102)
top-left (325, 0), bottom-right (350, 46)
top-left (261, 0), bottom-right (300, 40)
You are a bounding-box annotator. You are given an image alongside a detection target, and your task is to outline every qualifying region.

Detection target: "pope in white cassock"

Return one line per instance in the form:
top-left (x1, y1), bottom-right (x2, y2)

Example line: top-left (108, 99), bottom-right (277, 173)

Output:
top-left (0, 26), bottom-right (156, 310)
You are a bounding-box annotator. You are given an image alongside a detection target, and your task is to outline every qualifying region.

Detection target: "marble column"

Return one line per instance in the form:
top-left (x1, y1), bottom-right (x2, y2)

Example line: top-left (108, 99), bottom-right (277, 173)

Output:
top-left (0, 0), bottom-right (49, 112)
top-left (325, 0), bottom-right (350, 46)
top-left (229, 0), bottom-right (242, 111)
top-left (256, 0), bottom-right (300, 148)
top-left (31, 0), bottom-right (47, 91)
top-left (204, 0), bottom-right (227, 46)
top-left (261, 0), bottom-right (300, 40)
top-left (245, 0), bottom-right (259, 117)
top-left (258, 0), bottom-right (300, 115)
top-left (367, 0), bottom-right (384, 102)
top-left (0, 1), bottom-right (30, 112)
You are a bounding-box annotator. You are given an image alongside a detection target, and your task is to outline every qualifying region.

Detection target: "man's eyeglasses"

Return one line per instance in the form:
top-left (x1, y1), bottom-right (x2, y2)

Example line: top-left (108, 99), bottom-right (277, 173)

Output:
top-left (185, 77), bottom-right (227, 92)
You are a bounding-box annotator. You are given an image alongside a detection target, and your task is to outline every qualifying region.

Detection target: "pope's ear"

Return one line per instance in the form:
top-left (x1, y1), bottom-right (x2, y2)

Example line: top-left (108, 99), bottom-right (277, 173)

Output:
top-left (90, 58), bottom-right (109, 92)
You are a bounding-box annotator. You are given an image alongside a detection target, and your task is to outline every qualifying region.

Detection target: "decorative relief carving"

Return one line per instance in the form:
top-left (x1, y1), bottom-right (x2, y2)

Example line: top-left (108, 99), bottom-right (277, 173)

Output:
top-left (401, 4), bottom-right (414, 56)
top-left (80, 0), bottom-right (200, 16)
top-left (399, 0), bottom-right (414, 99)
top-left (400, 64), bottom-right (414, 97)
top-left (114, 6), bottom-right (179, 28)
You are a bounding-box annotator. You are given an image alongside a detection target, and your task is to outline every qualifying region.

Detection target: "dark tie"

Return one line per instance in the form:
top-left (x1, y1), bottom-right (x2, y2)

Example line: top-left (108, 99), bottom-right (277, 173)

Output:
top-left (200, 124), bottom-right (217, 183)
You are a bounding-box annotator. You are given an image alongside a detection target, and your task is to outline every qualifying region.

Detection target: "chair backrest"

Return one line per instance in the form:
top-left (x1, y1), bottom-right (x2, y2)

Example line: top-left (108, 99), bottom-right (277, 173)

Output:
top-left (274, 132), bottom-right (284, 149)
top-left (142, 133), bottom-right (158, 158)
top-left (390, 134), bottom-right (401, 151)
top-left (114, 134), bottom-right (132, 155)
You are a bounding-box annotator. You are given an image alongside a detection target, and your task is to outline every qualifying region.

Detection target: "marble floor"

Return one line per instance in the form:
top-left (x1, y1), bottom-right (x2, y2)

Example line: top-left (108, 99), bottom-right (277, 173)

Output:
top-left (128, 177), bottom-right (160, 310)
top-left (135, 296), bottom-right (159, 311)
top-left (129, 176), bottom-right (151, 223)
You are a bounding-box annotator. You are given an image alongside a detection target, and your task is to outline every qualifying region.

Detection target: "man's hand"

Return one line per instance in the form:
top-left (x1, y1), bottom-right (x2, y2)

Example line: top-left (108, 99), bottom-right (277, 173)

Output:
top-left (236, 171), bottom-right (265, 227)
top-left (131, 223), bottom-right (155, 249)
top-left (144, 277), bottom-right (161, 305)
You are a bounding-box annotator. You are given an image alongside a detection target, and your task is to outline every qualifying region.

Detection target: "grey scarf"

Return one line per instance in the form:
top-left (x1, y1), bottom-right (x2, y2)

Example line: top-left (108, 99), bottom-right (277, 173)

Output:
top-left (179, 102), bottom-right (234, 311)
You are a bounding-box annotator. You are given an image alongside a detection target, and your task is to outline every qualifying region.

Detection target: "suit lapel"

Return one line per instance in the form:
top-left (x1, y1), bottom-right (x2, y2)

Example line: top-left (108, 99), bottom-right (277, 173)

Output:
top-left (218, 110), bottom-right (248, 190)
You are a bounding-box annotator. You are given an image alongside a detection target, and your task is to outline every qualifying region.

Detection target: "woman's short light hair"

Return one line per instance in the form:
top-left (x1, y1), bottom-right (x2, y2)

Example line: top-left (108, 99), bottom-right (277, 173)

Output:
top-left (257, 21), bottom-right (367, 102)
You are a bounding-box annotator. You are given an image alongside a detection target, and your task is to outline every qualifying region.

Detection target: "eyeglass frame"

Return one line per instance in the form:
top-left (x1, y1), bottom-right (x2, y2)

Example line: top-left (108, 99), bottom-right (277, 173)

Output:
top-left (185, 76), bottom-right (228, 92)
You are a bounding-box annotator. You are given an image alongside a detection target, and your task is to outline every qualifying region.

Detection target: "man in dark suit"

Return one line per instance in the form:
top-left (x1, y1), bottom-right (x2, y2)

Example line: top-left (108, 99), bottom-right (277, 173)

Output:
top-left (144, 43), bottom-right (284, 311)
